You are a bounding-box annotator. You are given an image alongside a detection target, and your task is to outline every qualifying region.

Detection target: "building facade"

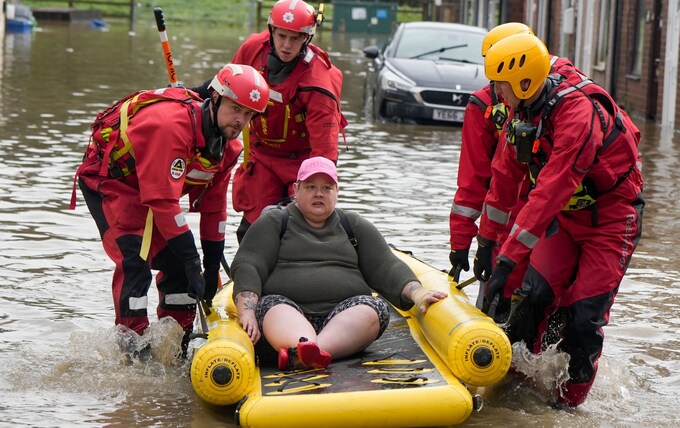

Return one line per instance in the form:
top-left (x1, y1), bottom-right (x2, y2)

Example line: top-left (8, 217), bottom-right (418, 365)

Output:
top-left (432, 0), bottom-right (678, 128)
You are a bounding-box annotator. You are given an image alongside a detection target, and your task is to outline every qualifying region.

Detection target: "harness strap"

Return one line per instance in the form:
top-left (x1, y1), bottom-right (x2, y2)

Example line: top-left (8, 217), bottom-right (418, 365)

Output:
top-left (72, 89), bottom-right (202, 212)
top-left (98, 126), bottom-right (121, 178)
top-left (530, 79), bottom-right (633, 211)
top-left (542, 78), bottom-right (592, 121)
top-left (140, 208), bottom-right (154, 261)
top-left (335, 208), bottom-right (357, 249)
top-left (279, 205), bottom-right (289, 239)
top-left (115, 95), bottom-right (139, 163)
top-left (241, 124), bottom-right (251, 170)
top-left (468, 94), bottom-right (487, 111)
top-left (289, 86), bottom-right (348, 150)
top-left (70, 142), bottom-right (99, 209)
top-left (598, 109), bottom-right (627, 154)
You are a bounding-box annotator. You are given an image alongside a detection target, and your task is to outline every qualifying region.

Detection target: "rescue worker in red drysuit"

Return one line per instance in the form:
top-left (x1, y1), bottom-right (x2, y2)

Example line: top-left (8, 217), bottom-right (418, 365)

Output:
top-left (74, 64), bottom-right (270, 356)
top-left (450, 23), bottom-right (587, 323)
top-left (449, 23), bottom-right (534, 322)
top-left (474, 33), bottom-right (643, 408)
top-left (193, 0), bottom-right (347, 242)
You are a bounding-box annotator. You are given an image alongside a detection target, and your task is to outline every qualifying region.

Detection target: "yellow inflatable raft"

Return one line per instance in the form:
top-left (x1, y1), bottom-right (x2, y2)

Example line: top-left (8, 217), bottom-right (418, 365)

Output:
top-left (190, 248), bottom-right (511, 427)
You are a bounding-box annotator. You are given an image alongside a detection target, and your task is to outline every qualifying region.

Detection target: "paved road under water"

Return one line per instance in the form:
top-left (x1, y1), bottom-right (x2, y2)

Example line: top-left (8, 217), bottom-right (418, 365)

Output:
top-left (1, 19), bottom-right (678, 427)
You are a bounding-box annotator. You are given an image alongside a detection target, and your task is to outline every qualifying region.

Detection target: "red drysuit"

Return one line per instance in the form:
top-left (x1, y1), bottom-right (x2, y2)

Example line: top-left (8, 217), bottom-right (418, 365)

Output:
top-left (76, 88), bottom-right (241, 335)
top-left (230, 31), bottom-right (346, 225)
top-left (450, 56), bottom-right (582, 307)
top-left (479, 75), bottom-right (643, 407)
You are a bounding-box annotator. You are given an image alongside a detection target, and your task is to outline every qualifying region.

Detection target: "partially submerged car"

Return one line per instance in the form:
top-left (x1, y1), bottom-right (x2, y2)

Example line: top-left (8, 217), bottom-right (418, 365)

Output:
top-left (363, 21), bottom-right (488, 125)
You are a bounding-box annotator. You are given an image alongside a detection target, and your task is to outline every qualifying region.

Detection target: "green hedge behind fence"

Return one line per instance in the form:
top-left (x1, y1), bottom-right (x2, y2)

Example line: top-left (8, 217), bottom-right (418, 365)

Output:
top-left (21, 0), bottom-right (422, 26)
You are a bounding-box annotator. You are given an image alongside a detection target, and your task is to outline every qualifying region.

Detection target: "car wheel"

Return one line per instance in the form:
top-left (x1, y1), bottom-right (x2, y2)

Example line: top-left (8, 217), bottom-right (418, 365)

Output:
top-left (374, 93), bottom-right (387, 122)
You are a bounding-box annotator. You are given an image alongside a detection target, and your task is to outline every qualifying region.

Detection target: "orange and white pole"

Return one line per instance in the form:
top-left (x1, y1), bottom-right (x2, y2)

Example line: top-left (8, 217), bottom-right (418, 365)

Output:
top-left (154, 7), bottom-right (178, 87)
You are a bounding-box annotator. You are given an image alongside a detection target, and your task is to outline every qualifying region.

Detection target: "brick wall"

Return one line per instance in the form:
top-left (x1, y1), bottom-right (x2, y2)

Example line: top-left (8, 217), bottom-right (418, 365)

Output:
top-left (505, 0), bottom-right (525, 23)
top-left (465, 0), bottom-right (676, 127)
top-left (615, 0), bottom-right (653, 123)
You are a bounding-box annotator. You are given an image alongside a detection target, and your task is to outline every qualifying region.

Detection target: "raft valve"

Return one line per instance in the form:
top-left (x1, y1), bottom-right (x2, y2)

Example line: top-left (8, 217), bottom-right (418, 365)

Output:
top-left (211, 365), bottom-right (233, 386)
top-left (472, 347), bottom-right (493, 368)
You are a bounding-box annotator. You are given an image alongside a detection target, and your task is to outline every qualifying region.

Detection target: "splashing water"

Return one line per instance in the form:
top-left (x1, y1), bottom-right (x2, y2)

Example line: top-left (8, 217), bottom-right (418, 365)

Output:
top-left (4, 316), bottom-right (194, 426)
top-left (511, 341), bottom-right (571, 400)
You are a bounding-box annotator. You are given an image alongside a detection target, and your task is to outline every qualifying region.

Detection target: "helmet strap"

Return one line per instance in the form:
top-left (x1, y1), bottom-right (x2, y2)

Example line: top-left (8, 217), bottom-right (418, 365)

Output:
top-left (200, 98), bottom-right (225, 161)
top-left (268, 25), bottom-right (276, 55)
top-left (304, 33), bottom-right (313, 50)
top-left (526, 79), bottom-right (556, 118)
top-left (211, 93), bottom-right (222, 127)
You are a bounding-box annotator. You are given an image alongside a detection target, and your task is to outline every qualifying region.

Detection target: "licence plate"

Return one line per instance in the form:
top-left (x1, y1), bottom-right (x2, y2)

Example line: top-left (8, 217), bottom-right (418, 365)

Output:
top-left (433, 109), bottom-right (464, 122)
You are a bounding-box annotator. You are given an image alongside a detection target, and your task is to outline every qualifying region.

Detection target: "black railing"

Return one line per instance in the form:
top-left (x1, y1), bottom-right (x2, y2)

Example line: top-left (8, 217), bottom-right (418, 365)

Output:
top-left (26, 0), bottom-right (424, 25)
top-left (26, 0), bottom-right (136, 20)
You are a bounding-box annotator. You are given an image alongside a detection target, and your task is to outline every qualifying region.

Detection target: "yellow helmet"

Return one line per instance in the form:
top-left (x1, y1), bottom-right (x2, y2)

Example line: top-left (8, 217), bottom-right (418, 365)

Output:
top-left (484, 33), bottom-right (550, 100)
top-left (481, 22), bottom-right (533, 57)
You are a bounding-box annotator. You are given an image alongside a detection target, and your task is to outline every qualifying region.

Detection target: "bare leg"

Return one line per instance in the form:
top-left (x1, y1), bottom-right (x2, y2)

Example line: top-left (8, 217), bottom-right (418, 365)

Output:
top-left (262, 304), bottom-right (316, 350)
top-left (317, 305), bottom-right (380, 359)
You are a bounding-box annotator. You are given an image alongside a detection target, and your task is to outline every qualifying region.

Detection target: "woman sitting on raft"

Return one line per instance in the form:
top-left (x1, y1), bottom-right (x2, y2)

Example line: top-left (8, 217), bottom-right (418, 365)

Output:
top-left (231, 156), bottom-right (447, 370)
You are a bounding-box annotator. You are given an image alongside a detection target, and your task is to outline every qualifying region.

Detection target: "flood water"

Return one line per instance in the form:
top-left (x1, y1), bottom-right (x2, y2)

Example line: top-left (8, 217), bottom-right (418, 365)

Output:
top-left (1, 18), bottom-right (679, 427)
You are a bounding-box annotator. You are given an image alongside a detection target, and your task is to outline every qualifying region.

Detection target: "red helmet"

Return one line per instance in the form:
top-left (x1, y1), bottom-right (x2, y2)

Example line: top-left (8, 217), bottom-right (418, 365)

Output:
top-left (268, 0), bottom-right (317, 35)
top-left (209, 64), bottom-right (270, 113)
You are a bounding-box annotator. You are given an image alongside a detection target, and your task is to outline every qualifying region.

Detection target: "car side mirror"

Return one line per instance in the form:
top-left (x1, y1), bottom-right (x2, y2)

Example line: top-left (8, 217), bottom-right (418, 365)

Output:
top-left (363, 46), bottom-right (380, 59)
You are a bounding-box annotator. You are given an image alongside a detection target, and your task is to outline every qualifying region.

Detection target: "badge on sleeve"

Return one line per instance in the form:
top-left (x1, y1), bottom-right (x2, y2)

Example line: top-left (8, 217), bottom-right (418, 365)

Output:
top-left (170, 158), bottom-right (186, 180)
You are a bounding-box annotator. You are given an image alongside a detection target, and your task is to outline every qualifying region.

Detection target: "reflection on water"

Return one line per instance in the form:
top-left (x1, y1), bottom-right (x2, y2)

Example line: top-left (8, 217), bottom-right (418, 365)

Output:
top-left (1, 19), bottom-right (679, 427)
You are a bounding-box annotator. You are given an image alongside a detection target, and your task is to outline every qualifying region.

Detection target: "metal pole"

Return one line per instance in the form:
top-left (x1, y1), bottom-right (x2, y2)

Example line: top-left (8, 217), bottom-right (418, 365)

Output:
top-left (662, 0), bottom-right (679, 128)
top-left (129, 0), bottom-right (136, 23)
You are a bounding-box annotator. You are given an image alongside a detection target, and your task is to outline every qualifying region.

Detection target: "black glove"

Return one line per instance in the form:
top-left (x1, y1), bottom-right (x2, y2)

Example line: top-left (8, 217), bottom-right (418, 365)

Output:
top-left (473, 235), bottom-right (496, 281)
top-left (482, 260), bottom-right (513, 315)
top-left (202, 239), bottom-right (225, 304)
top-left (167, 230), bottom-right (204, 300)
top-left (448, 249), bottom-right (470, 282)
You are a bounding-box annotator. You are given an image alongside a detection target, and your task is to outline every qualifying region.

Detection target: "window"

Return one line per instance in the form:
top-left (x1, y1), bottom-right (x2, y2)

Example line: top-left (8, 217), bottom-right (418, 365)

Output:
top-left (486, 0), bottom-right (502, 28)
top-left (630, 0), bottom-right (645, 76)
top-left (462, 0), bottom-right (476, 26)
top-left (595, 0), bottom-right (611, 69)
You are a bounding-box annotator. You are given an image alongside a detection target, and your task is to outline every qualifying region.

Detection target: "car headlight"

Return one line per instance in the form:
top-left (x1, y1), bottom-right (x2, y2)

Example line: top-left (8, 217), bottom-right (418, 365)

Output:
top-left (379, 67), bottom-right (415, 92)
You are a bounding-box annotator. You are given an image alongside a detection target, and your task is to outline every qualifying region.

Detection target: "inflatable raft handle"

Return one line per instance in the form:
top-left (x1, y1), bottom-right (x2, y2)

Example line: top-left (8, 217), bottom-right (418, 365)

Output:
top-left (455, 276), bottom-right (477, 290)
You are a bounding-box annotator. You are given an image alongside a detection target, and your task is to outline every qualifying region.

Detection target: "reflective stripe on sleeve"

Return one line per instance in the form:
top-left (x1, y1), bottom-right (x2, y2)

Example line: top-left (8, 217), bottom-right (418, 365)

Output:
top-left (186, 170), bottom-right (215, 180)
top-left (484, 203), bottom-right (510, 226)
top-left (451, 202), bottom-right (482, 220)
top-left (515, 227), bottom-right (540, 249)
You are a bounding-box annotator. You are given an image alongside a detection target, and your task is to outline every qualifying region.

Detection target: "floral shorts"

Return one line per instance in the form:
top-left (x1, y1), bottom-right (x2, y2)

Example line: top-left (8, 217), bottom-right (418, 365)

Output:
top-left (256, 294), bottom-right (391, 338)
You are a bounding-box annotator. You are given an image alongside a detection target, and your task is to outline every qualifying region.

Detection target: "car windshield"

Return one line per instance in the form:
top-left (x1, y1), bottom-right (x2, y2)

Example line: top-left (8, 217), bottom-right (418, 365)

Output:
top-left (394, 27), bottom-right (485, 65)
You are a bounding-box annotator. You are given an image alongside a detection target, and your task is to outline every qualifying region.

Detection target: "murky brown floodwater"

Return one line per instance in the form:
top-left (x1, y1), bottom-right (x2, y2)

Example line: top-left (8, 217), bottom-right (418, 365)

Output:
top-left (1, 17), bottom-right (678, 427)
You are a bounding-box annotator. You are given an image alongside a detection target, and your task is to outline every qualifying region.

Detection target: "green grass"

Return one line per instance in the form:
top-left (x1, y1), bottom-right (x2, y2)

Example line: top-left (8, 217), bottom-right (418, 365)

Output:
top-left (23, 0), bottom-right (261, 22)
top-left (22, 0), bottom-right (423, 25)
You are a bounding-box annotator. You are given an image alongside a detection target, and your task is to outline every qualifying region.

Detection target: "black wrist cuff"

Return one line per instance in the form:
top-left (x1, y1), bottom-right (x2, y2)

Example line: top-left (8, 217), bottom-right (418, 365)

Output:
top-left (201, 239), bottom-right (225, 269)
top-left (167, 230), bottom-right (200, 264)
top-left (477, 235), bottom-right (497, 248)
top-left (496, 255), bottom-right (516, 270)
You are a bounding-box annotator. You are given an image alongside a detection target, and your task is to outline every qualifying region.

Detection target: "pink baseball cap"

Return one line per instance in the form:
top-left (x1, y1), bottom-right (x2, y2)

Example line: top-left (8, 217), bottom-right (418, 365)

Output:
top-left (297, 156), bottom-right (338, 184)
